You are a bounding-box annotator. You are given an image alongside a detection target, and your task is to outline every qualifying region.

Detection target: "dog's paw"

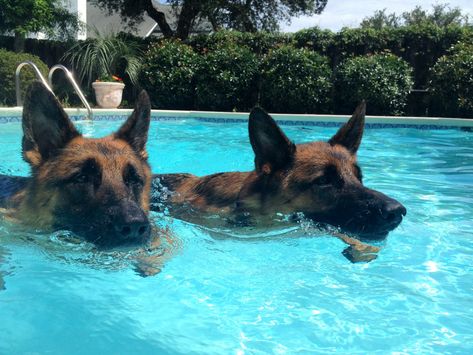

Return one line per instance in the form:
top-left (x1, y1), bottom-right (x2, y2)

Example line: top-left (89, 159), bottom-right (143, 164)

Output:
top-left (353, 243), bottom-right (380, 254)
top-left (342, 245), bottom-right (378, 263)
top-left (134, 261), bottom-right (161, 277)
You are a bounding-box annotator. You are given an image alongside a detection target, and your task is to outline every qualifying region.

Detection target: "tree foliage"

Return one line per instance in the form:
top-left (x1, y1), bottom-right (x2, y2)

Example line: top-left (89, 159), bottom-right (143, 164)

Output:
top-left (91, 0), bottom-right (327, 39)
top-left (261, 46), bottom-right (332, 113)
top-left (0, 0), bottom-right (81, 39)
top-left (334, 53), bottom-right (413, 115)
top-left (0, 49), bottom-right (49, 106)
top-left (361, 4), bottom-right (470, 30)
top-left (195, 43), bottom-right (259, 111)
top-left (430, 42), bottom-right (473, 117)
top-left (140, 40), bottom-right (199, 109)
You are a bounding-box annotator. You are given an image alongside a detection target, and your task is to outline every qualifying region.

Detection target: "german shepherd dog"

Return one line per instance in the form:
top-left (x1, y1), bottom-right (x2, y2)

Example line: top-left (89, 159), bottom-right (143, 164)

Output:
top-left (0, 82), bottom-right (153, 248)
top-left (152, 103), bottom-right (406, 258)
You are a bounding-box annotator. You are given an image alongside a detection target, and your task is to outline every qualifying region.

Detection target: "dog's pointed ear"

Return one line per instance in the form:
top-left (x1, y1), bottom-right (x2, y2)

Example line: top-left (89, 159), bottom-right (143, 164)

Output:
top-left (249, 107), bottom-right (296, 174)
top-left (328, 101), bottom-right (366, 154)
top-left (115, 90), bottom-right (151, 160)
top-left (22, 82), bottom-right (81, 167)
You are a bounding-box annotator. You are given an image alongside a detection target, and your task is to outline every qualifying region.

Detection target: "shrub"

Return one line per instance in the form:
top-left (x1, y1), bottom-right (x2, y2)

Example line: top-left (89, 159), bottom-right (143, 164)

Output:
top-left (260, 46), bottom-right (333, 113)
top-left (334, 53), bottom-right (413, 115)
top-left (429, 42), bottom-right (473, 117)
top-left (293, 27), bottom-right (335, 54)
top-left (0, 49), bottom-right (49, 106)
top-left (399, 23), bottom-right (470, 88)
top-left (140, 40), bottom-right (199, 110)
top-left (195, 44), bottom-right (259, 111)
top-left (188, 30), bottom-right (292, 55)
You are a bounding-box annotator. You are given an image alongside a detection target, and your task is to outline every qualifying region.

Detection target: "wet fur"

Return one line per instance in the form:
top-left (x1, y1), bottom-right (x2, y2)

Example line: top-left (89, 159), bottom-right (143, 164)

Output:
top-left (1, 82), bottom-right (153, 248)
top-left (152, 104), bottom-right (406, 261)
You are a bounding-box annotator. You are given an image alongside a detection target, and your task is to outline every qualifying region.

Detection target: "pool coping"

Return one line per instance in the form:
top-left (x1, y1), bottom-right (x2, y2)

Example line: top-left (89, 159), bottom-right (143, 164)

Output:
top-left (1, 107), bottom-right (472, 128)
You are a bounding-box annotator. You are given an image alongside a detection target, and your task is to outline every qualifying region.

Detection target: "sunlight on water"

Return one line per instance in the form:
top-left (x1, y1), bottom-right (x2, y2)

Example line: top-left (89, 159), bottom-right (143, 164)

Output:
top-left (1, 119), bottom-right (473, 354)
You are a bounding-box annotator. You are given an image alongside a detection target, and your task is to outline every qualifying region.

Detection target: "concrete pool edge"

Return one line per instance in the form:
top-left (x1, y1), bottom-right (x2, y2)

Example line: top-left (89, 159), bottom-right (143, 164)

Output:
top-left (1, 107), bottom-right (472, 128)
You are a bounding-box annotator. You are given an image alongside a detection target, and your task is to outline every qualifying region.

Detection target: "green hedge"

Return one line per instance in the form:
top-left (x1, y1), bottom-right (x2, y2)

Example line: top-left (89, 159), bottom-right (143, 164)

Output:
top-left (293, 27), bottom-right (335, 54)
top-left (187, 30), bottom-right (293, 55)
top-left (293, 25), bottom-right (471, 87)
top-left (261, 46), bottom-right (332, 113)
top-left (3, 24), bottom-right (472, 116)
top-left (195, 44), bottom-right (259, 111)
top-left (334, 53), bottom-right (413, 115)
top-left (430, 42), bottom-right (473, 117)
top-left (139, 40), bottom-right (198, 109)
top-left (0, 49), bottom-right (49, 106)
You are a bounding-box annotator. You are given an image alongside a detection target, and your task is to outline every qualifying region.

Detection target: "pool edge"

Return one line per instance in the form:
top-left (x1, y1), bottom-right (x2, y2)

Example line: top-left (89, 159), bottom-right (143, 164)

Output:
top-left (0, 107), bottom-right (472, 128)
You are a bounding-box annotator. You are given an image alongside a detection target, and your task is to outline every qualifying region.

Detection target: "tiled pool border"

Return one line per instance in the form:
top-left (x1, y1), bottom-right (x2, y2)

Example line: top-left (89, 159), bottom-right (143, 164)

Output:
top-left (1, 107), bottom-right (472, 130)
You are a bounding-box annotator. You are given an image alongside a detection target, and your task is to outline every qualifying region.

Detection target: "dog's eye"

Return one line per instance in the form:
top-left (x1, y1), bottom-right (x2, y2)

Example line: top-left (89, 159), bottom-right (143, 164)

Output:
top-left (67, 159), bottom-right (101, 186)
top-left (125, 175), bottom-right (143, 187)
top-left (124, 165), bottom-right (144, 188)
top-left (313, 175), bottom-right (330, 186)
top-left (71, 173), bottom-right (89, 184)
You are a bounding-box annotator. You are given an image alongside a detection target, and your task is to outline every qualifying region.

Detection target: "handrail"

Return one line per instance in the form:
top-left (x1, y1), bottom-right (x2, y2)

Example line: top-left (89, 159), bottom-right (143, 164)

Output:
top-left (49, 64), bottom-right (93, 120)
top-left (15, 61), bottom-right (53, 106)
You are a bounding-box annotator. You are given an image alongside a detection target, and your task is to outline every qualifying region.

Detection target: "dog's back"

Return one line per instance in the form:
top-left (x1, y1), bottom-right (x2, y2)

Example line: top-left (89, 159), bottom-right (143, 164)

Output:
top-left (0, 175), bottom-right (28, 208)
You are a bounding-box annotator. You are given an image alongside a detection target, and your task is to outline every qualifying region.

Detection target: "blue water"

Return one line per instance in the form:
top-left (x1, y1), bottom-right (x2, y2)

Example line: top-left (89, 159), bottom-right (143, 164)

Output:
top-left (1, 119), bottom-right (473, 354)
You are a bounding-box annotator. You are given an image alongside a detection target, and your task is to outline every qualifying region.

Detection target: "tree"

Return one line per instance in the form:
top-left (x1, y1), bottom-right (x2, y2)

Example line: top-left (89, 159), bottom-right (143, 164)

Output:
top-left (360, 9), bottom-right (401, 30)
top-left (403, 4), bottom-right (469, 27)
top-left (0, 0), bottom-right (81, 52)
top-left (90, 0), bottom-right (328, 40)
top-left (360, 4), bottom-right (470, 29)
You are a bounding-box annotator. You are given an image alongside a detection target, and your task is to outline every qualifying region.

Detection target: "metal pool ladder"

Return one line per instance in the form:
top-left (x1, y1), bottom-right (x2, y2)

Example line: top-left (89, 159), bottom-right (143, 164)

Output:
top-left (15, 61), bottom-right (93, 119)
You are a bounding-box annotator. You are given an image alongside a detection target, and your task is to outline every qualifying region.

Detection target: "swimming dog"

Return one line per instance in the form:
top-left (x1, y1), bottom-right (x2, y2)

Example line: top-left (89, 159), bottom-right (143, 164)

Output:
top-left (152, 103), bottom-right (406, 258)
top-left (0, 82), bottom-right (153, 248)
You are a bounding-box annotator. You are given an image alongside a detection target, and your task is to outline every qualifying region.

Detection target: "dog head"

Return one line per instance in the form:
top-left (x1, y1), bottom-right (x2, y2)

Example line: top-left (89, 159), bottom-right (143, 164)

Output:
top-left (21, 82), bottom-right (152, 247)
top-left (238, 103), bottom-right (406, 239)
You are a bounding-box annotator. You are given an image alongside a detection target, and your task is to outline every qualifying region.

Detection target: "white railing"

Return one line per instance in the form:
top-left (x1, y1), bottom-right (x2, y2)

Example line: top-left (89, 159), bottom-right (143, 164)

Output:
top-left (15, 61), bottom-right (93, 119)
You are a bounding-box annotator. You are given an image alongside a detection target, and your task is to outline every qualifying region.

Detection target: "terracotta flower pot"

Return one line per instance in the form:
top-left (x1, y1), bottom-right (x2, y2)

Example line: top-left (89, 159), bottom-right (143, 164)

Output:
top-left (92, 81), bottom-right (125, 109)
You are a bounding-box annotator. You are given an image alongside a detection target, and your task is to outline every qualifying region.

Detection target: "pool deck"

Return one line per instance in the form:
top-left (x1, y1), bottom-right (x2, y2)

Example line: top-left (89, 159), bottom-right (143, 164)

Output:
top-left (1, 107), bottom-right (472, 128)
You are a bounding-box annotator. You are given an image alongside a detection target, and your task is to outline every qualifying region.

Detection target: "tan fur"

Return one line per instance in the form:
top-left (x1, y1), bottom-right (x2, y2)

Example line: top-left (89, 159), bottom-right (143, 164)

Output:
top-left (3, 82), bottom-right (154, 249)
top-left (15, 136), bottom-right (151, 229)
top-left (154, 103), bottom-right (405, 262)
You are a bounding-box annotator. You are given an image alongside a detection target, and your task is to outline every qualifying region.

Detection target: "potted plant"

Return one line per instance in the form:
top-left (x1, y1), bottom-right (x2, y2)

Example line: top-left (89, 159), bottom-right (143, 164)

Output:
top-left (62, 30), bottom-right (142, 109)
top-left (92, 74), bottom-right (125, 109)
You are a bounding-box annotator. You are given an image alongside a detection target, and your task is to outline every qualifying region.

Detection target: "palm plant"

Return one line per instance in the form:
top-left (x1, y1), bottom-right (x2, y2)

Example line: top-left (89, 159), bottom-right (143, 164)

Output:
top-left (62, 29), bottom-right (143, 86)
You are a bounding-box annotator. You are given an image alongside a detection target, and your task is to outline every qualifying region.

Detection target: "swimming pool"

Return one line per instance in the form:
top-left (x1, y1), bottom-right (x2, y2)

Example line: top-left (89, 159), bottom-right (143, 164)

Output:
top-left (1, 115), bottom-right (472, 354)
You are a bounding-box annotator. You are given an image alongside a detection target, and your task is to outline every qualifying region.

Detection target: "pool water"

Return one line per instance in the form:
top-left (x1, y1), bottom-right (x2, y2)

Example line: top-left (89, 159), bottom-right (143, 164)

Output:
top-left (1, 119), bottom-right (473, 354)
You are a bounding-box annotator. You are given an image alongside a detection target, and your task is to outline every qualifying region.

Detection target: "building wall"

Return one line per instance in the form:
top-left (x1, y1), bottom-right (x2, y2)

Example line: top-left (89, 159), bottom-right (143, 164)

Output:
top-left (62, 0), bottom-right (87, 39)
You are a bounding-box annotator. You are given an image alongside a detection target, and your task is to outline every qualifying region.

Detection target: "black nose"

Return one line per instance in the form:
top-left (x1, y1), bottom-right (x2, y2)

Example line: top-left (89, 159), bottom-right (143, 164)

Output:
top-left (115, 219), bottom-right (149, 239)
top-left (380, 200), bottom-right (407, 224)
top-left (111, 201), bottom-right (150, 240)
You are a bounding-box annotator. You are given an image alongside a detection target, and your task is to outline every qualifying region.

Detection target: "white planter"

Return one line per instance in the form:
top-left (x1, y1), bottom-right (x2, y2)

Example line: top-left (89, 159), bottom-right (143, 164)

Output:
top-left (92, 82), bottom-right (125, 109)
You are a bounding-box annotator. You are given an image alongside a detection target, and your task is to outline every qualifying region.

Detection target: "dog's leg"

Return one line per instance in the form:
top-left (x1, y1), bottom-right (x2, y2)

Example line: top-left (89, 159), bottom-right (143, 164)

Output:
top-left (133, 227), bottom-right (180, 277)
top-left (334, 232), bottom-right (380, 263)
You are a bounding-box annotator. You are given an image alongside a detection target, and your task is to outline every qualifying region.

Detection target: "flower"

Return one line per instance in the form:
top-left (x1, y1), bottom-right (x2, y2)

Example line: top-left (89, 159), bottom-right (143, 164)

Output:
top-left (96, 74), bottom-right (124, 82)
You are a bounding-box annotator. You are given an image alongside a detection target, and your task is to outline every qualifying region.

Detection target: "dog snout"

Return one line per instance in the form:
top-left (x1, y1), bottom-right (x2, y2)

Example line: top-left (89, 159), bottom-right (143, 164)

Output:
top-left (109, 200), bottom-right (150, 241)
top-left (380, 200), bottom-right (406, 224)
top-left (114, 219), bottom-right (149, 239)
top-left (346, 188), bottom-right (407, 238)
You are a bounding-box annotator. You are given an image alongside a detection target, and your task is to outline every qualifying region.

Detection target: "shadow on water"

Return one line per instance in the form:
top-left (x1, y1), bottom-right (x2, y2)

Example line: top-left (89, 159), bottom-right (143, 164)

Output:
top-left (0, 212), bottom-right (182, 281)
top-left (166, 208), bottom-right (385, 263)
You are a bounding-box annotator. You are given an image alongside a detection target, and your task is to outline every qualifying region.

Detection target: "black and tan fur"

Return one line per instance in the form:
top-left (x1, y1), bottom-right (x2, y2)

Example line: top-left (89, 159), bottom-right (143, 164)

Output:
top-left (152, 103), bottom-right (406, 258)
top-left (1, 82), bottom-right (153, 248)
